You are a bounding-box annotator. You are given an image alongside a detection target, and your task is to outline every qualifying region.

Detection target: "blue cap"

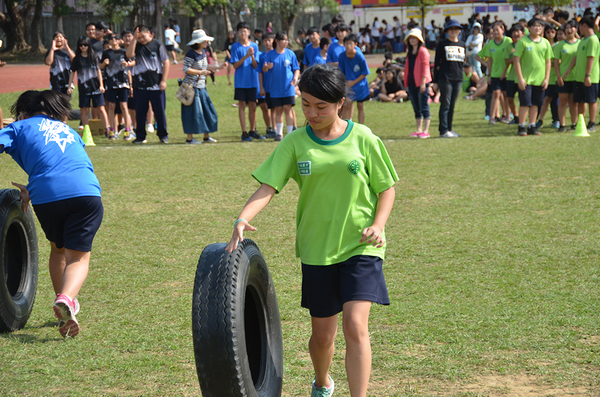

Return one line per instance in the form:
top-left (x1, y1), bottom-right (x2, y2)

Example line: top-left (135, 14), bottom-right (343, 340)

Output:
top-left (444, 20), bottom-right (462, 31)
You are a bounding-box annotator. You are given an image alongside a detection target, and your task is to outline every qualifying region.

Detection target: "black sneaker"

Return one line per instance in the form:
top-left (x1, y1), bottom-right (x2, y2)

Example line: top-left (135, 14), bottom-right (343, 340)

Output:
top-left (558, 125), bottom-right (566, 133)
top-left (241, 132), bottom-right (252, 142)
top-left (527, 125), bottom-right (541, 136)
top-left (249, 130), bottom-right (266, 140)
top-left (569, 124), bottom-right (577, 131)
top-left (517, 125), bottom-right (527, 136)
top-left (265, 128), bottom-right (276, 138)
top-left (587, 122), bottom-right (596, 132)
top-left (159, 136), bottom-right (169, 144)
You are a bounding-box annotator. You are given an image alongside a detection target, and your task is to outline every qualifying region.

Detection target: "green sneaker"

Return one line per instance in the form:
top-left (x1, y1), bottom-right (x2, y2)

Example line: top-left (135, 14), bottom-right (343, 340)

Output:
top-left (311, 376), bottom-right (334, 397)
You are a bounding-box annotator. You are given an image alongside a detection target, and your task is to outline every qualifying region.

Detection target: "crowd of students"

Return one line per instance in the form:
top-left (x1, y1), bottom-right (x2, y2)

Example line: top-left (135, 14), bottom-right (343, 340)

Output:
top-left (45, 21), bottom-right (172, 144)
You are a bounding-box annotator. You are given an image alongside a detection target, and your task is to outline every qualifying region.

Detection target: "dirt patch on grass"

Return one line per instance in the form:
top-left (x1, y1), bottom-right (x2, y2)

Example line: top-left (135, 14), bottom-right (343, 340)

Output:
top-left (454, 374), bottom-right (593, 396)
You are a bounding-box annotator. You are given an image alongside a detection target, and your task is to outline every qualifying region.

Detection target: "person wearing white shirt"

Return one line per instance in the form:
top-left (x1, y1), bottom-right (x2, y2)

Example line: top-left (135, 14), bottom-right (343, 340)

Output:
top-left (371, 18), bottom-right (381, 52)
top-left (465, 22), bottom-right (484, 77)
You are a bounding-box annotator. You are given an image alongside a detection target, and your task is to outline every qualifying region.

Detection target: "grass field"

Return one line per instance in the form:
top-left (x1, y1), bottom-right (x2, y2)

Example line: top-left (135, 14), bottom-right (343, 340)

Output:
top-left (1, 74), bottom-right (599, 396)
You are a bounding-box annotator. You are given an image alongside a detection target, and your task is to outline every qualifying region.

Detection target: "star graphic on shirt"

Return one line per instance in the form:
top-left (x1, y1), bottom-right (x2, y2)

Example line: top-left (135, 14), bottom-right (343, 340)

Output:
top-left (38, 118), bottom-right (76, 153)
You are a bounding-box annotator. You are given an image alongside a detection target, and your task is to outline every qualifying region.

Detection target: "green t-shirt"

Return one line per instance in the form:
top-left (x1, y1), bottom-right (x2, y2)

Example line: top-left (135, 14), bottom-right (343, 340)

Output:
top-left (462, 71), bottom-right (472, 92)
top-left (478, 36), bottom-right (513, 78)
top-left (503, 42), bottom-right (517, 82)
top-left (514, 35), bottom-right (552, 86)
top-left (574, 34), bottom-right (600, 84)
top-left (252, 121), bottom-right (399, 266)
top-left (549, 43), bottom-right (557, 85)
top-left (554, 39), bottom-right (579, 82)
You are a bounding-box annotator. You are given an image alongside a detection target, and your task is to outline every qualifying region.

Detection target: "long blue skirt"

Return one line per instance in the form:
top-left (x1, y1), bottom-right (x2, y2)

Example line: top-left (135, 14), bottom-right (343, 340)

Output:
top-left (181, 87), bottom-right (218, 135)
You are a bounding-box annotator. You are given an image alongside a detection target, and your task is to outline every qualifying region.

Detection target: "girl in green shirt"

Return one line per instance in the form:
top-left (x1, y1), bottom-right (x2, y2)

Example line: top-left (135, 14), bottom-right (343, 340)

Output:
top-left (554, 21), bottom-right (580, 131)
top-left (226, 64), bottom-right (398, 397)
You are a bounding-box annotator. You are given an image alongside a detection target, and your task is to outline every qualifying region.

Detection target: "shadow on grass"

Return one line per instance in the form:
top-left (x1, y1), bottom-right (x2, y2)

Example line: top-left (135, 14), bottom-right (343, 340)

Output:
top-left (0, 320), bottom-right (64, 343)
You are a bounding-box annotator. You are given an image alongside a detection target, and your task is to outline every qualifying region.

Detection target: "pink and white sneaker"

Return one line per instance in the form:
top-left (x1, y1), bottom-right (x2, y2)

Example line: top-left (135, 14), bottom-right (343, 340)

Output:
top-left (53, 294), bottom-right (80, 337)
top-left (417, 132), bottom-right (430, 139)
top-left (409, 131), bottom-right (421, 137)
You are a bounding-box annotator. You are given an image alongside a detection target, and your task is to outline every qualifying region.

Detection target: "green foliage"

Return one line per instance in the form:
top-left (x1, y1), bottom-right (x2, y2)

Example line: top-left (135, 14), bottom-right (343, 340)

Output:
top-left (310, 0), bottom-right (340, 15)
top-left (97, 0), bottom-right (134, 24)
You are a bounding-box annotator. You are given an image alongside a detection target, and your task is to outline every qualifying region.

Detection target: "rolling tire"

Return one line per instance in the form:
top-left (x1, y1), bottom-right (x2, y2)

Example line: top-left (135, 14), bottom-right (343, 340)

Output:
top-left (0, 189), bottom-right (39, 332)
top-left (192, 240), bottom-right (283, 397)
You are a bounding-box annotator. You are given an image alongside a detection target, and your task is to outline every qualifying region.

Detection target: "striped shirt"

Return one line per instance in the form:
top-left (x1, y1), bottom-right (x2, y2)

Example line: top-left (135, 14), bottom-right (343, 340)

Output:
top-left (183, 49), bottom-right (208, 89)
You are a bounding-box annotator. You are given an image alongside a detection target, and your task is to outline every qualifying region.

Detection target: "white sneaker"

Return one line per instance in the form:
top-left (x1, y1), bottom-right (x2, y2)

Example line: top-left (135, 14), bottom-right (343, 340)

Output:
top-left (146, 123), bottom-right (155, 133)
top-left (203, 137), bottom-right (217, 143)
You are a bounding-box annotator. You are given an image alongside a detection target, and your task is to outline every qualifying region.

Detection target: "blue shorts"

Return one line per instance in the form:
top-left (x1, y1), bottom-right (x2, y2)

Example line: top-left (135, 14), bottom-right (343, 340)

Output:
top-left (573, 82), bottom-right (598, 104)
top-left (105, 88), bottom-right (129, 103)
top-left (557, 81), bottom-right (574, 94)
top-left (79, 93), bottom-right (105, 108)
top-left (301, 255), bottom-right (390, 318)
top-left (506, 80), bottom-right (518, 99)
top-left (270, 96), bottom-right (295, 107)
top-left (33, 196), bottom-right (104, 252)
top-left (519, 85), bottom-right (544, 108)
top-left (234, 87), bottom-right (257, 103)
top-left (490, 77), bottom-right (504, 91)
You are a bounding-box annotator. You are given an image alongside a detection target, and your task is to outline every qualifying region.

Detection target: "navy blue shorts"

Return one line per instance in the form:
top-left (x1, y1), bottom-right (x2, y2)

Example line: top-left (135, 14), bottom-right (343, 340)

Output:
top-left (265, 93), bottom-right (274, 109)
top-left (79, 93), bottom-right (105, 109)
top-left (518, 85), bottom-right (545, 108)
top-left (106, 88), bottom-right (129, 103)
top-left (490, 77), bottom-right (503, 91)
top-left (557, 81), bottom-right (574, 94)
top-left (256, 96), bottom-right (267, 104)
top-left (301, 255), bottom-right (390, 318)
top-left (33, 196), bottom-right (104, 252)
top-left (545, 84), bottom-right (557, 98)
top-left (573, 82), bottom-right (598, 104)
top-left (234, 87), bottom-right (257, 103)
top-left (127, 95), bottom-right (136, 110)
top-left (270, 96), bottom-right (295, 107)
top-left (506, 80), bottom-right (518, 99)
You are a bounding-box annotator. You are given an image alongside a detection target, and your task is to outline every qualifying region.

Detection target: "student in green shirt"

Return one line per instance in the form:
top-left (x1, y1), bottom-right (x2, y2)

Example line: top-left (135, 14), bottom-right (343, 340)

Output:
top-left (513, 17), bottom-right (552, 136)
top-left (502, 24), bottom-right (525, 125)
top-left (537, 23), bottom-right (560, 129)
top-left (226, 64), bottom-right (398, 397)
top-left (554, 20), bottom-right (579, 132)
top-left (565, 16), bottom-right (600, 132)
top-left (476, 21), bottom-right (512, 125)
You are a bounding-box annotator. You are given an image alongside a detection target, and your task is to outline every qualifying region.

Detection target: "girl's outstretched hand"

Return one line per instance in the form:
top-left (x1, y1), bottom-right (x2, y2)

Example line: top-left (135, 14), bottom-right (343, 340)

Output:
top-left (11, 181), bottom-right (30, 213)
top-left (225, 220), bottom-right (257, 253)
top-left (360, 225), bottom-right (385, 248)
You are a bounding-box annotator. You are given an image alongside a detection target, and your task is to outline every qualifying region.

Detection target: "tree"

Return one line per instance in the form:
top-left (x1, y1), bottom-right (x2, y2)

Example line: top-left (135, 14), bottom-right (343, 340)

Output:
top-left (267, 0), bottom-right (306, 40)
top-left (406, 0), bottom-right (438, 29)
top-left (0, 0), bottom-right (35, 53)
top-left (29, 0), bottom-right (46, 54)
top-left (311, 0), bottom-right (339, 28)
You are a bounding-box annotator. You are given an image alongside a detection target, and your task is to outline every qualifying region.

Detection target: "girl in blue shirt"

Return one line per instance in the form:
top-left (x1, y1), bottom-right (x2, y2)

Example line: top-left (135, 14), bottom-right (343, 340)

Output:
top-left (0, 90), bottom-right (103, 338)
top-left (263, 31), bottom-right (300, 141)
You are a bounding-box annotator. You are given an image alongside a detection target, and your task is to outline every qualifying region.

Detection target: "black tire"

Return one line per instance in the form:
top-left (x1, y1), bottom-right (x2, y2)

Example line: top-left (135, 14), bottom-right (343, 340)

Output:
top-left (0, 189), bottom-right (39, 332)
top-left (192, 240), bottom-right (283, 397)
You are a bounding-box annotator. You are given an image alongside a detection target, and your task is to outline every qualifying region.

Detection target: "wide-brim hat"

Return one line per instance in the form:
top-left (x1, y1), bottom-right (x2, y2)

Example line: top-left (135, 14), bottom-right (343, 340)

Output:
top-left (473, 22), bottom-right (482, 30)
top-left (187, 29), bottom-right (214, 46)
top-left (444, 19), bottom-right (463, 32)
top-left (404, 28), bottom-right (424, 43)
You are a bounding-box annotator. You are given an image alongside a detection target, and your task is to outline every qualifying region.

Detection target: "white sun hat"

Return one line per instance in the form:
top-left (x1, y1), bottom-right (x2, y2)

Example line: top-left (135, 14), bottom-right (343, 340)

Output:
top-left (187, 29), bottom-right (214, 46)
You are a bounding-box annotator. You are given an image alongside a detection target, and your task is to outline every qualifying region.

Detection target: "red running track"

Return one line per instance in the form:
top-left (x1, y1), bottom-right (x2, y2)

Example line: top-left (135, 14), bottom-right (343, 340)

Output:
top-left (0, 56), bottom-right (384, 94)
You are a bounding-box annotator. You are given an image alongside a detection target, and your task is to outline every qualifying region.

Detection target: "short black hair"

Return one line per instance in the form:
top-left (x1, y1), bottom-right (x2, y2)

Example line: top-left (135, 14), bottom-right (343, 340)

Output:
top-left (307, 27), bottom-right (320, 36)
top-left (579, 15), bottom-right (595, 29)
top-left (319, 37), bottom-right (330, 49)
top-left (332, 15), bottom-right (344, 24)
top-left (236, 22), bottom-right (251, 31)
top-left (254, 28), bottom-right (264, 34)
top-left (263, 32), bottom-right (275, 40)
top-left (322, 23), bottom-right (335, 37)
top-left (335, 23), bottom-right (349, 33)
top-left (122, 28), bottom-right (133, 37)
top-left (343, 33), bottom-right (358, 44)
top-left (556, 10), bottom-right (569, 20)
top-left (528, 17), bottom-right (545, 27)
top-left (95, 21), bottom-right (110, 31)
top-left (299, 64), bottom-right (347, 103)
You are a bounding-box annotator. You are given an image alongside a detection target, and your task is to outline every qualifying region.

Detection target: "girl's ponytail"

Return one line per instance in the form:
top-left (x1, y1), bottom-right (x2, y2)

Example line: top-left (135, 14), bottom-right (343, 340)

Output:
top-left (11, 90), bottom-right (71, 121)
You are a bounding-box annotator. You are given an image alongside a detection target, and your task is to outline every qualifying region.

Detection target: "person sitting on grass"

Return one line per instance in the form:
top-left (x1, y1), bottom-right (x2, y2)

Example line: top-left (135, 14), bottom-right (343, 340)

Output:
top-left (226, 64), bottom-right (398, 397)
top-left (462, 63), bottom-right (479, 95)
top-left (378, 68), bottom-right (407, 102)
top-left (513, 17), bottom-right (552, 136)
top-left (0, 90), bottom-right (104, 338)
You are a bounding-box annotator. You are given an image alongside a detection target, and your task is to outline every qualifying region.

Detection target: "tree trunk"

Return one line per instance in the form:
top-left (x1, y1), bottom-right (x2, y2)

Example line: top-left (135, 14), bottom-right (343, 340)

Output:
top-left (421, 4), bottom-right (425, 30)
top-left (30, 0), bottom-right (46, 54)
top-left (0, 2), bottom-right (31, 53)
top-left (222, 4), bottom-right (233, 32)
top-left (154, 0), bottom-right (163, 42)
top-left (282, 14), bottom-right (298, 41)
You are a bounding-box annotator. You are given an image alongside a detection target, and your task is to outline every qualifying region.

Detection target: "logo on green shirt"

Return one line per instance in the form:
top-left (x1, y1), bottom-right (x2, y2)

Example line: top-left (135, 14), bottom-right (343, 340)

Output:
top-left (347, 160), bottom-right (361, 174)
top-left (298, 161), bottom-right (311, 175)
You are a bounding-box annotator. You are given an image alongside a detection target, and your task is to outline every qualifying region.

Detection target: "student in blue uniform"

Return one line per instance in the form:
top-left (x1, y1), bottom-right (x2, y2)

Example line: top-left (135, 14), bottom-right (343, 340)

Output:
top-left (0, 90), bottom-right (103, 338)
top-left (303, 27), bottom-right (322, 70)
top-left (230, 21), bottom-right (265, 141)
top-left (338, 34), bottom-right (370, 124)
top-left (263, 31), bottom-right (300, 141)
top-left (326, 23), bottom-right (349, 66)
